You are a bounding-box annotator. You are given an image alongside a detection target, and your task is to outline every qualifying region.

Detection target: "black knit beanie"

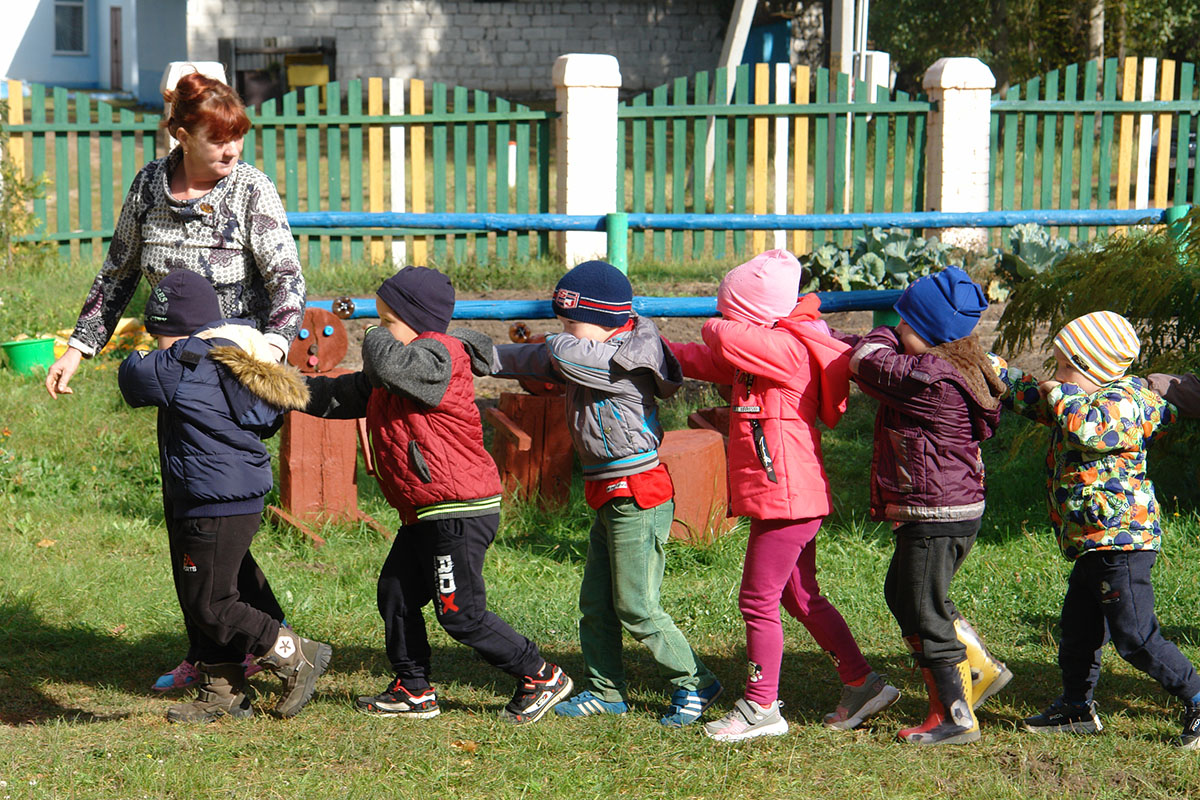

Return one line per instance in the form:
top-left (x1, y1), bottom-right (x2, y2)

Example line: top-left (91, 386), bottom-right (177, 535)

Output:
top-left (552, 260), bottom-right (632, 327)
top-left (376, 266), bottom-right (455, 334)
top-left (144, 270), bottom-right (222, 336)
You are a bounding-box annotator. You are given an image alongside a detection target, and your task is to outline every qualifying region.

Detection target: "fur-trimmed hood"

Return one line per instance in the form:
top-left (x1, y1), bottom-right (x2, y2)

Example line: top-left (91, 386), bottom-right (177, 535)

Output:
top-left (198, 323), bottom-right (310, 411)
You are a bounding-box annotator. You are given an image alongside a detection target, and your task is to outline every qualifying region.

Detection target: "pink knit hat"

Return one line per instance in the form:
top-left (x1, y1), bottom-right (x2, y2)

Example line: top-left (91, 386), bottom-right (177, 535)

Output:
top-left (716, 249), bottom-right (803, 325)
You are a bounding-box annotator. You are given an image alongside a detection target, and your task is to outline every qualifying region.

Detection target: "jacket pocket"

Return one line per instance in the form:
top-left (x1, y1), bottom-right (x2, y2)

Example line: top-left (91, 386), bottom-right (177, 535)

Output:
top-left (408, 441), bottom-right (433, 483)
top-left (879, 426), bottom-right (925, 494)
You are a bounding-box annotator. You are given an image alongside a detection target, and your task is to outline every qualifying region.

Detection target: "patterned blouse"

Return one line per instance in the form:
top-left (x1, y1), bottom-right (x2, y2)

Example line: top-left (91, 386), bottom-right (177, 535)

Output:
top-left (68, 147), bottom-right (306, 357)
top-left (1001, 365), bottom-right (1174, 560)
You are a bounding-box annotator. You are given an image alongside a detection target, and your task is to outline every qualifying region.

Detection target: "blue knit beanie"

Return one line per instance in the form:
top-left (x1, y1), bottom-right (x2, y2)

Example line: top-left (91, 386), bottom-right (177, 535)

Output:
top-left (552, 260), bottom-right (633, 327)
top-left (894, 266), bottom-right (987, 345)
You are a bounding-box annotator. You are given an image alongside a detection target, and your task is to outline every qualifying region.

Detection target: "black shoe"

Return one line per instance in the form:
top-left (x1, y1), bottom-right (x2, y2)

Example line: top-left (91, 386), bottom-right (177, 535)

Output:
top-left (356, 677), bottom-right (441, 719)
top-left (1023, 697), bottom-right (1103, 734)
top-left (1176, 703), bottom-right (1200, 749)
top-left (504, 663), bottom-right (573, 725)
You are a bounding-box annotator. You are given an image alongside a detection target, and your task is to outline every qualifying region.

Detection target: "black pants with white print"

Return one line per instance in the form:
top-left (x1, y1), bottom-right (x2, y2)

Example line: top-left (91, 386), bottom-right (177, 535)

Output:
top-left (1059, 550), bottom-right (1200, 704)
top-left (378, 514), bottom-right (543, 690)
top-left (168, 512), bottom-right (283, 664)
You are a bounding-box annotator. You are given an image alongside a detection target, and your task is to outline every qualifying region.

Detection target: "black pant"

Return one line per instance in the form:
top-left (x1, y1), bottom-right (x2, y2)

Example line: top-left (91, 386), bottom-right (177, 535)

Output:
top-left (378, 514), bottom-right (543, 689)
top-left (883, 519), bottom-right (981, 668)
top-left (1059, 550), bottom-right (1200, 704)
top-left (168, 513), bottom-right (282, 664)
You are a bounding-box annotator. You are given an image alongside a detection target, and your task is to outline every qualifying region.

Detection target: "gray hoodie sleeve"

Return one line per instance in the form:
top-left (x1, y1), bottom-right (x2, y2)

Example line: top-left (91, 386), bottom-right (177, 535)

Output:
top-left (545, 332), bottom-right (620, 392)
top-left (362, 325), bottom-right (453, 408)
top-left (1147, 372), bottom-right (1200, 418)
top-left (493, 341), bottom-right (562, 383)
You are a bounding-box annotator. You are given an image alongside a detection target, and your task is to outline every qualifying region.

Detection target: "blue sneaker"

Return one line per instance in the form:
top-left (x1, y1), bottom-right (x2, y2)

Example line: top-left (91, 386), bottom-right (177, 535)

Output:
top-left (553, 690), bottom-right (630, 718)
top-left (660, 679), bottom-right (724, 727)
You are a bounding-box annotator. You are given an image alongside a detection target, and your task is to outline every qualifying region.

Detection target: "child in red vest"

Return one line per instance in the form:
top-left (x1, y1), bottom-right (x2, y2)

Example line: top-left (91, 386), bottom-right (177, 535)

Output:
top-left (301, 266), bottom-right (572, 724)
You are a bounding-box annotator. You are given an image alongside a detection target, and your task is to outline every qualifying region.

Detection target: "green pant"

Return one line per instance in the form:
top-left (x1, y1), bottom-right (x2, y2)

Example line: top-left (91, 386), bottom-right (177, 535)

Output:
top-left (578, 497), bottom-right (716, 702)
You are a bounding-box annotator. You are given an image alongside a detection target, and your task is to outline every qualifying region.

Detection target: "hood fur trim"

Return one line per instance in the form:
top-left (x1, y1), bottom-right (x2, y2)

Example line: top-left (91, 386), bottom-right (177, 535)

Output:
top-left (209, 346), bottom-right (311, 411)
top-left (927, 334), bottom-right (1006, 411)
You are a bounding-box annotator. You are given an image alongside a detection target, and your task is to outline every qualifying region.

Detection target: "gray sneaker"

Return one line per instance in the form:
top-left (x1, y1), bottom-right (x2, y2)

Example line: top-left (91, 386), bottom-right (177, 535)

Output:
top-left (823, 671), bottom-right (901, 730)
top-left (703, 698), bottom-right (789, 742)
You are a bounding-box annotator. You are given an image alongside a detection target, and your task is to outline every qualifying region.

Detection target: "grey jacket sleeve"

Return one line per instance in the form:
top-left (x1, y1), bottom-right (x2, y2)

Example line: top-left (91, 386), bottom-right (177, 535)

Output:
top-left (302, 370), bottom-right (372, 419)
top-left (546, 332), bottom-right (619, 392)
top-left (492, 341), bottom-right (562, 383)
top-left (1147, 372), bottom-right (1200, 418)
top-left (450, 327), bottom-right (497, 377)
top-left (361, 326), bottom-right (454, 408)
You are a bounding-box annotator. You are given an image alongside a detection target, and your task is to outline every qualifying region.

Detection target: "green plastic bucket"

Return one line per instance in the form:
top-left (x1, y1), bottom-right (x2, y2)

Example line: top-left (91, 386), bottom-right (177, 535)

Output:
top-left (1, 337), bottom-right (56, 376)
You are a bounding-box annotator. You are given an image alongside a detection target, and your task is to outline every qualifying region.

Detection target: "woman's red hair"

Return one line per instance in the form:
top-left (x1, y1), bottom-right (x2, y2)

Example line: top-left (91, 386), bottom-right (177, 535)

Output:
top-left (162, 71), bottom-right (250, 143)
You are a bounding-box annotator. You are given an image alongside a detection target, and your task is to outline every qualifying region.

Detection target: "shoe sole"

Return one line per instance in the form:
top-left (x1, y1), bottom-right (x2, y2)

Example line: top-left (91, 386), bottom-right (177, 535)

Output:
top-left (273, 642), bottom-right (333, 719)
top-left (899, 727), bottom-right (981, 745)
top-left (1022, 720), bottom-right (1102, 734)
top-left (506, 675), bottom-right (574, 725)
top-left (166, 704), bottom-right (255, 724)
top-left (356, 704), bottom-right (441, 720)
top-left (972, 667), bottom-right (1013, 710)
top-left (705, 718), bottom-right (789, 743)
top-left (825, 684), bottom-right (901, 731)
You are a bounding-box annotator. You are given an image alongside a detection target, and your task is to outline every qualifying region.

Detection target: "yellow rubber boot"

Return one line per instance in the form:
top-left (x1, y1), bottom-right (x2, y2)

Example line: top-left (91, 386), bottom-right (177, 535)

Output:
top-left (954, 615), bottom-right (1012, 710)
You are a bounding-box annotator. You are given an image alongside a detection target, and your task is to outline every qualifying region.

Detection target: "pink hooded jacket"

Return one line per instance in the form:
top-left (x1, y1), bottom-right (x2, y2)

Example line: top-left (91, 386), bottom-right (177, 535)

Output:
top-left (668, 252), bottom-right (851, 520)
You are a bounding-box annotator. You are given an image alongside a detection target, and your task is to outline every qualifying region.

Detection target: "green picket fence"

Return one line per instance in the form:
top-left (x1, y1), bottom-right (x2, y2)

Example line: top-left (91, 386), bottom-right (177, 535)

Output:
top-left (617, 62), bottom-right (930, 260)
top-left (5, 77), bottom-right (554, 268)
top-left (990, 56), bottom-right (1200, 242)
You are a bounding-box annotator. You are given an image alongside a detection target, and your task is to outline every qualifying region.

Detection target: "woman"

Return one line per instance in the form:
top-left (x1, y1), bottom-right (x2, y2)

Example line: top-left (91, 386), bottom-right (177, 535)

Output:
top-left (45, 71), bottom-right (307, 692)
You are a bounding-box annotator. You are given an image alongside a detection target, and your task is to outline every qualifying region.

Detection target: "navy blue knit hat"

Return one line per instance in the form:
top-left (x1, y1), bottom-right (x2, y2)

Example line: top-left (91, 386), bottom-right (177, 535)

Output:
top-left (552, 260), bottom-right (633, 327)
top-left (376, 266), bottom-right (455, 334)
top-left (144, 270), bottom-right (222, 336)
top-left (894, 266), bottom-right (988, 346)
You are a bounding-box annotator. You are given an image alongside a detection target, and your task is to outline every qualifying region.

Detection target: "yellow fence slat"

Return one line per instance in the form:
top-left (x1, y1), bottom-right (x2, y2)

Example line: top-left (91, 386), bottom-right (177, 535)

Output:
top-left (368, 77), bottom-right (384, 263)
top-left (792, 65), bottom-right (809, 254)
top-left (1114, 57), bottom-right (1138, 237)
top-left (411, 78), bottom-right (427, 266)
top-left (752, 63), bottom-right (768, 253)
top-left (7, 80), bottom-right (23, 176)
top-left (1155, 60), bottom-right (1175, 207)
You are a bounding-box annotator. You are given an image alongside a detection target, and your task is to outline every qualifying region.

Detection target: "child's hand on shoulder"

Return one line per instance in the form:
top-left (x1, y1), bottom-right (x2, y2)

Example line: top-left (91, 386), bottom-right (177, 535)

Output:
top-left (1038, 379), bottom-right (1061, 396)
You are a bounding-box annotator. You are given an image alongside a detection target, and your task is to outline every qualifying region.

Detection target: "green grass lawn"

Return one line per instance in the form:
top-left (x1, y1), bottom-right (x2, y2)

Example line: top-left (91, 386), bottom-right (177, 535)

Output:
top-left (3, 256), bottom-right (1200, 798)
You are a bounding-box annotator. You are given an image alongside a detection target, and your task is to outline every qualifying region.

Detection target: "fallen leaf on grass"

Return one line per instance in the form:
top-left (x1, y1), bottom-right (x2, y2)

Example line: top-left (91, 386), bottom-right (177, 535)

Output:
top-left (110, 624), bottom-right (127, 636)
top-left (451, 740), bottom-right (478, 754)
top-left (36, 538), bottom-right (57, 548)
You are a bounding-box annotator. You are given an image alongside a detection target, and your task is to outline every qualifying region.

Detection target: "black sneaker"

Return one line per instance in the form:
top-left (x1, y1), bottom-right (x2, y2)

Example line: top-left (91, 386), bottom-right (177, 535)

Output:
top-left (1176, 703), bottom-right (1200, 749)
top-left (504, 663), bottom-right (573, 725)
top-left (356, 677), bottom-right (441, 719)
top-left (1023, 697), bottom-right (1103, 734)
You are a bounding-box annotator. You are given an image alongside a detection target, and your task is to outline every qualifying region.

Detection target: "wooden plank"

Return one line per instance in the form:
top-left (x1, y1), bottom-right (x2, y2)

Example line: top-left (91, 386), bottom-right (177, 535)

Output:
top-left (732, 64), bottom-right (749, 255)
top-left (692, 70), bottom-right (709, 258)
top-left (812, 68), bottom-right (829, 248)
top-left (1134, 57), bottom-right (1156, 208)
top-left (1001, 85), bottom-right (1019, 214)
top-left (31, 84), bottom-right (47, 233)
top-left (98, 101), bottom-right (113, 248)
top-left (752, 63), bottom-right (768, 254)
top-left (773, 62), bottom-right (790, 250)
top-left (631, 92), bottom-right (647, 258)
top-left (912, 102), bottom-right (926, 212)
top-left (1097, 59), bottom-right (1118, 232)
top-left (852, 78), bottom-right (868, 216)
top-left (369, 77), bottom-right (385, 263)
top-left (793, 65), bottom-right (810, 254)
top-left (1116, 57), bottom-right (1137, 213)
top-left (672, 76), bottom-right (688, 260)
top-left (831, 72), bottom-right (848, 246)
top-left (1021, 77), bottom-right (1039, 210)
top-left (474, 89), bottom-right (489, 263)
top-left (652, 83), bottom-right (668, 259)
top-left (1078, 62), bottom-right (1098, 241)
top-left (259, 98), bottom-right (279, 185)
top-left (75, 92), bottom-right (92, 262)
top-left (243, 109), bottom-right (257, 169)
top-left (872, 83), bottom-right (888, 214)
top-left (430, 81), bottom-right (447, 261)
top-left (494, 97), bottom-right (510, 262)
top-left (7, 81), bottom-right (24, 177)
top-left (326, 81), bottom-right (343, 263)
top-left (1154, 59), bottom-right (1175, 207)
top-left (304, 84), bottom-right (321, 269)
top-left (453, 85), bottom-right (468, 262)
top-left (1040, 69), bottom-right (1059, 216)
top-left (409, 79), bottom-right (426, 265)
top-left (346, 81), bottom-right (363, 262)
top-left (283, 91), bottom-right (299, 213)
top-left (1059, 64), bottom-right (1078, 234)
top-left (1180, 63), bottom-right (1196, 204)
top-left (536, 117), bottom-right (550, 257)
top-left (515, 107), bottom-right (531, 260)
top-left (713, 68), bottom-right (728, 258)
top-left (53, 87), bottom-right (70, 259)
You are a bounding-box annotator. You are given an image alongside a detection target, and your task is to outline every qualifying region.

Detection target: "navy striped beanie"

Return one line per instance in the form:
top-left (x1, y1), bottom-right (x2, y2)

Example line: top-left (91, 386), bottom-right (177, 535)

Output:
top-left (552, 260), bottom-right (632, 327)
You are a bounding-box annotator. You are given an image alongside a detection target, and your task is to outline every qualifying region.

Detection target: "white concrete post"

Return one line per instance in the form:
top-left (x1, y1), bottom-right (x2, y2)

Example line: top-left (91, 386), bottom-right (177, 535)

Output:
top-left (922, 58), bottom-right (996, 251)
top-left (553, 54), bottom-right (621, 267)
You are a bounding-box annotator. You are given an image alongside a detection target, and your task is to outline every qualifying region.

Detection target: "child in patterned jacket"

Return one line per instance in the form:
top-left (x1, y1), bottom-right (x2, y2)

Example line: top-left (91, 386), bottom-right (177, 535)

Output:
top-left (1003, 311), bottom-right (1200, 748)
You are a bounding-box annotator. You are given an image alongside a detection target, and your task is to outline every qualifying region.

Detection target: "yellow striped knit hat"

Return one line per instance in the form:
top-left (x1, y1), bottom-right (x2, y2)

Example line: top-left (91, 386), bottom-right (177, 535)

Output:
top-left (1053, 311), bottom-right (1140, 383)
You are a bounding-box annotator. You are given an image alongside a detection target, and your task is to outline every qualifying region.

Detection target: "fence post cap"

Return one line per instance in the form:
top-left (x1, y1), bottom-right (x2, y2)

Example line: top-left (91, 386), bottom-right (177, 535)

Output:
top-left (552, 54), bottom-right (622, 89)
top-left (922, 58), bottom-right (995, 91)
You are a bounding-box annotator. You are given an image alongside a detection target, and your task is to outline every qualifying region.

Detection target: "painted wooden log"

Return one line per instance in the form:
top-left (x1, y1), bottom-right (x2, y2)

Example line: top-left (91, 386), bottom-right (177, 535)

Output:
top-left (658, 428), bottom-right (734, 542)
top-left (487, 393), bottom-right (574, 506)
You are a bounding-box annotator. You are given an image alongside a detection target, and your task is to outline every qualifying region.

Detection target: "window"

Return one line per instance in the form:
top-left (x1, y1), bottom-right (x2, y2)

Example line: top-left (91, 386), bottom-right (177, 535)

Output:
top-left (54, 1), bottom-right (86, 55)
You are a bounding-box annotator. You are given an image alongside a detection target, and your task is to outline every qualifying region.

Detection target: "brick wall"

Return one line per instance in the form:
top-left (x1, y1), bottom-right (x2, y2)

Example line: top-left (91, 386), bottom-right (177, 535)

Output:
top-left (187, 0), bottom-right (736, 98)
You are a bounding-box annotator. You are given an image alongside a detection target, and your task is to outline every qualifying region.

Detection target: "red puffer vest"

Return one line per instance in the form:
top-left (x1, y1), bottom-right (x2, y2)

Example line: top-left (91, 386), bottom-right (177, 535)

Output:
top-left (366, 331), bottom-right (502, 524)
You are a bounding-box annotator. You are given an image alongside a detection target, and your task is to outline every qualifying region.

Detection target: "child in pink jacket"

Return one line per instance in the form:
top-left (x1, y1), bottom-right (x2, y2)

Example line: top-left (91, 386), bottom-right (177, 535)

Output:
top-left (667, 249), bottom-right (899, 742)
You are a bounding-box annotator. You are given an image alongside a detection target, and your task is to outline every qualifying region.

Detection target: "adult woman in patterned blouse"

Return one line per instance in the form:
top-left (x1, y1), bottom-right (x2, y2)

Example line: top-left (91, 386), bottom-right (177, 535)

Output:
top-left (45, 70), bottom-right (306, 399)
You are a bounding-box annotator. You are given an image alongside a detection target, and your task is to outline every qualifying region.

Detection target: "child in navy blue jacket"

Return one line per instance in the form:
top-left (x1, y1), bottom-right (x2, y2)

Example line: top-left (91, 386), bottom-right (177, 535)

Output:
top-left (119, 270), bottom-right (330, 723)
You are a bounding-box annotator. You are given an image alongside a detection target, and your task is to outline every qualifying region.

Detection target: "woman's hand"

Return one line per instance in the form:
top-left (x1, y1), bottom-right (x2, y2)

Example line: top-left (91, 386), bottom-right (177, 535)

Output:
top-left (45, 346), bottom-right (84, 399)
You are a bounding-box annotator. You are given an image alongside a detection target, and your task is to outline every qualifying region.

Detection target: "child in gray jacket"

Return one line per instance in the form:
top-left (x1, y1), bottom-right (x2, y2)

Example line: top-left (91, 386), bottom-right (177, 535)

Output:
top-left (494, 260), bottom-right (721, 727)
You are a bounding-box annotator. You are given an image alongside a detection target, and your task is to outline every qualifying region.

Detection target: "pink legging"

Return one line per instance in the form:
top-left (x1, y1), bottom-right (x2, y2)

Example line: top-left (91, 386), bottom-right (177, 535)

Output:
top-left (739, 517), bottom-right (872, 705)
